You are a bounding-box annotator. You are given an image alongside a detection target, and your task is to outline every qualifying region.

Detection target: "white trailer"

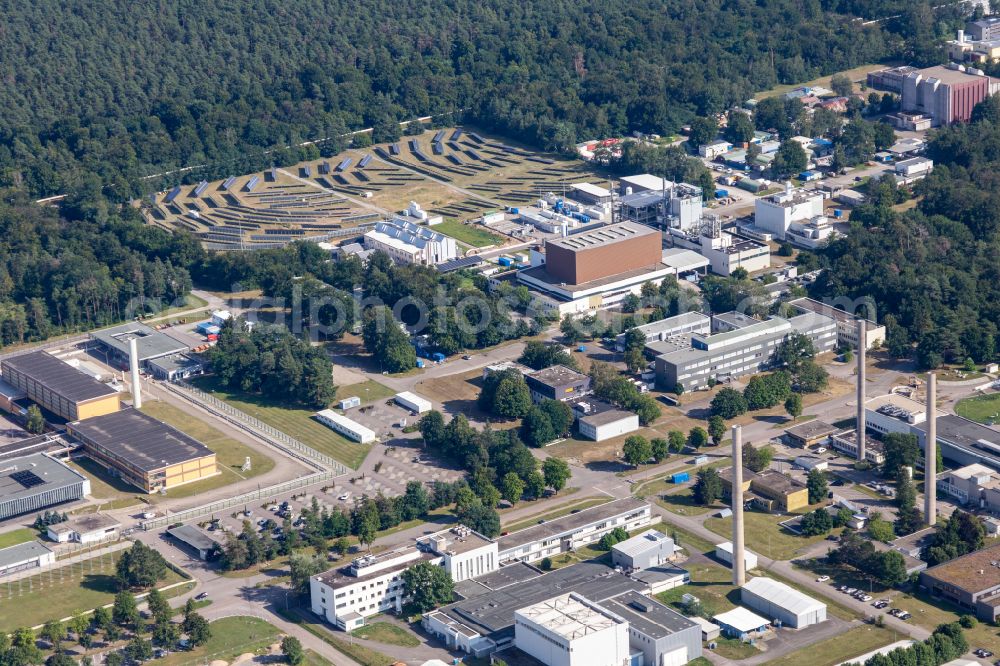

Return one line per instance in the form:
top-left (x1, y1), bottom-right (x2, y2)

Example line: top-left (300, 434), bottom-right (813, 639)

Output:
top-left (394, 391), bottom-right (432, 414)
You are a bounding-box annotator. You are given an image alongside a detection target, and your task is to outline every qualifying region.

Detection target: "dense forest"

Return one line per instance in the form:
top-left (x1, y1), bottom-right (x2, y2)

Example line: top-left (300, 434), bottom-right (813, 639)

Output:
top-left (0, 195), bottom-right (202, 346)
top-left (0, 0), bottom-right (952, 201)
top-left (810, 95), bottom-right (1000, 369)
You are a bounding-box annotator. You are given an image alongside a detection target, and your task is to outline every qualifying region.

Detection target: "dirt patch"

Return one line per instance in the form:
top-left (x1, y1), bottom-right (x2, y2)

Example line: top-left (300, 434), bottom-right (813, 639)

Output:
top-left (414, 369), bottom-right (497, 422)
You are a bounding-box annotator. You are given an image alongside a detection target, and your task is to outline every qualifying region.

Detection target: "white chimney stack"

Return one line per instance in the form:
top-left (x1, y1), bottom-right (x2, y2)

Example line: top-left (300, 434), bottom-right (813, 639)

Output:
top-left (926, 372), bottom-right (937, 525)
top-left (129, 336), bottom-right (142, 409)
top-left (731, 424), bottom-right (746, 586)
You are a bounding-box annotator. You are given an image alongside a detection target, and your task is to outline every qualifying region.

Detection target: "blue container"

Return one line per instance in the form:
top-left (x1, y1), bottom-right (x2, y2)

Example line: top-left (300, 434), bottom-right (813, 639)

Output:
top-left (498, 257), bottom-right (512, 267)
top-left (834, 209), bottom-right (843, 218)
top-left (577, 345), bottom-right (586, 352)
top-left (671, 472), bottom-right (690, 483)
top-left (432, 352), bottom-right (445, 362)
top-left (416, 359), bottom-right (425, 369)
top-left (506, 206), bottom-right (519, 214)
top-left (715, 189), bottom-right (728, 198)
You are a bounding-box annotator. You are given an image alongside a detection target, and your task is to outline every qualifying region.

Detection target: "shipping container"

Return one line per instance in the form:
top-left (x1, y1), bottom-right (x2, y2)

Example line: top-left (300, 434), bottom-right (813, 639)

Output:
top-left (671, 472), bottom-right (690, 483)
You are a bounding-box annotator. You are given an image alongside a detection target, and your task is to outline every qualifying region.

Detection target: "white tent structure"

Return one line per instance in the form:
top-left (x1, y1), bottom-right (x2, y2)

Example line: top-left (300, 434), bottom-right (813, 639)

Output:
top-left (740, 576), bottom-right (827, 628)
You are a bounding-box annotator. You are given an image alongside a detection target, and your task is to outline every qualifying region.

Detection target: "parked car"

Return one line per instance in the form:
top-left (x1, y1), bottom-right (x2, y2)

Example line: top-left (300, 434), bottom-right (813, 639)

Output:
top-left (195, 592), bottom-right (209, 600)
top-left (338, 493), bottom-right (350, 501)
top-left (816, 575), bottom-right (830, 582)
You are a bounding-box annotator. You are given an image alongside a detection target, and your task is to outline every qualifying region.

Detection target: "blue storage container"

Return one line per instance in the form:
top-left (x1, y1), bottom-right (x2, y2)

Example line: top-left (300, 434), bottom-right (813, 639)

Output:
top-left (432, 352), bottom-right (445, 362)
top-left (834, 209), bottom-right (843, 218)
top-left (671, 472), bottom-right (690, 483)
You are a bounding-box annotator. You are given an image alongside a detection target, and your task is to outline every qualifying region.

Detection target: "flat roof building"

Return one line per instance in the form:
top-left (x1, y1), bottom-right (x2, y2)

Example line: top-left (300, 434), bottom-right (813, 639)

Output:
top-left (424, 559), bottom-right (648, 656)
top-left (784, 420), bottom-right (838, 448)
top-left (47, 513), bottom-right (120, 545)
top-left (314, 409), bottom-right (377, 444)
top-left (571, 399), bottom-right (640, 442)
top-left (754, 188), bottom-right (826, 242)
top-left (394, 391), bottom-right (432, 414)
top-left (525, 366), bottom-right (591, 403)
top-left (614, 312), bottom-right (711, 353)
top-left (90, 323), bottom-right (190, 366)
top-left (716, 542), bottom-right (759, 571)
top-left (567, 183), bottom-right (612, 206)
top-left (543, 223), bottom-right (661, 286)
top-left (831, 429), bottom-right (886, 465)
top-left (721, 466), bottom-right (810, 513)
top-left (654, 312), bottom-right (837, 391)
top-left (921, 542), bottom-right (1000, 620)
top-left (498, 498), bottom-right (653, 565)
top-left (788, 298), bottom-right (886, 350)
top-left (741, 576), bottom-right (827, 628)
top-left (0, 541), bottom-right (55, 578)
top-left (901, 65), bottom-right (993, 126)
top-left (0, 452), bottom-right (91, 520)
top-left (67, 408), bottom-right (217, 493)
top-left (514, 593), bottom-right (629, 666)
top-left (167, 524), bottom-right (221, 560)
top-left (611, 529), bottom-right (675, 571)
top-left (602, 591), bottom-right (702, 666)
top-left (1, 351), bottom-right (121, 422)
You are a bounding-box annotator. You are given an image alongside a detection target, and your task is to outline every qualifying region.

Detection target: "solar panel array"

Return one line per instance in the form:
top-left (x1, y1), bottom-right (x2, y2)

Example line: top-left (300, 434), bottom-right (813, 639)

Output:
top-left (10, 470), bottom-right (44, 489)
top-left (222, 176), bottom-right (236, 190)
top-left (319, 162), bottom-right (331, 175)
top-left (193, 181), bottom-right (209, 196)
top-left (165, 186), bottom-right (182, 203)
top-left (245, 175), bottom-right (260, 192)
top-left (358, 154), bottom-right (372, 168)
top-left (389, 143), bottom-right (401, 156)
top-left (336, 157), bottom-right (353, 172)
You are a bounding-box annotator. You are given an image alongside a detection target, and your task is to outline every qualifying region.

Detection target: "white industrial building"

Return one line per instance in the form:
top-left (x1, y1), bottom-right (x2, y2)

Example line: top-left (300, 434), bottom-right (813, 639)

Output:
top-left (574, 403), bottom-right (640, 442)
top-left (47, 514), bottom-right (121, 545)
top-left (715, 542), bottom-right (759, 571)
top-left (314, 409), bottom-right (377, 444)
top-left (864, 393), bottom-right (927, 438)
top-left (0, 541), bottom-right (55, 578)
top-left (788, 298), bottom-right (886, 350)
top-left (514, 593), bottom-right (630, 666)
top-left (498, 498), bottom-right (653, 564)
top-left (614, 312), bottom-right (711, 352)
top-left (754, 187), bottom-right (830, 245)
top-left (698, 228), bottom-right (772, 276)
top-left (740, 576), bottom-right (827, 628)
top-left (568, 182), bottom-right (613, 206)
top-left (713, 607), bottom-right (770, 640)
top-left (363, 217), bottom-right (458, 265)
top-left (394, 391), bottom-right (432, 414)
top-left (611, 529), bottom-right (675, 570)
top-left (311, 526), bottom-right (497, 631)
top-left (895, 157), bottom-right (934, 178)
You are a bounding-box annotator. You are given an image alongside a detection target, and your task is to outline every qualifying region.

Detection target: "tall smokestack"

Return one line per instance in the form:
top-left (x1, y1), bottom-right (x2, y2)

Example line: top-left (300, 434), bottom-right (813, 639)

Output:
top-left (731, 424), bottom-right (746, 586)
top-left (129, 336), bottom-right (142, 410)
top-left (926, 372), bottom-right (937, 526)
top-left (856, 319), bottom-right (866, 462)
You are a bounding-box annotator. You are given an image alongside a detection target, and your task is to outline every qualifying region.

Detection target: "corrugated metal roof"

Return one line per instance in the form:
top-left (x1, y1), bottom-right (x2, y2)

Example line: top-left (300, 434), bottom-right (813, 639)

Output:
top-left (741, 576), bottom-right (826, 615)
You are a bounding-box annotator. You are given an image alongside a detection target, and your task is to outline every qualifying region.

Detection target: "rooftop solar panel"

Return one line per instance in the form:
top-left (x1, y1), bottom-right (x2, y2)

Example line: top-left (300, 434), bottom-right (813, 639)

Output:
top-left (358, 154), bottom-right (372, 168)
top-left (10, 470), bottom-right (44, 489)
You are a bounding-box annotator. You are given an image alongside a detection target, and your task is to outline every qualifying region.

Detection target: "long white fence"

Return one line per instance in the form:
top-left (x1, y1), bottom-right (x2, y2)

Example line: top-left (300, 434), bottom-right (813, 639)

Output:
top-left (140, 471), bottom-right (334, 530)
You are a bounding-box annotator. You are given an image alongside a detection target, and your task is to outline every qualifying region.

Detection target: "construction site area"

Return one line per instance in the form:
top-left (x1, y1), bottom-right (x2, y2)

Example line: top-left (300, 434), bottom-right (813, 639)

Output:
top-left (142, 127), bottom-right (606, 251)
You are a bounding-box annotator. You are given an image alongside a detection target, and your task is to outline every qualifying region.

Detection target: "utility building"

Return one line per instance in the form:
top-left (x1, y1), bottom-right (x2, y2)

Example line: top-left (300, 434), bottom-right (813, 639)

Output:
top-left (1, 351), bottom-right (121, 422)
top-left (514, 593), bottom-right (630, 666)
top-left (611, 529), bottom-right (675, 570)
top-left (901, 64), bottom-right (994, 126)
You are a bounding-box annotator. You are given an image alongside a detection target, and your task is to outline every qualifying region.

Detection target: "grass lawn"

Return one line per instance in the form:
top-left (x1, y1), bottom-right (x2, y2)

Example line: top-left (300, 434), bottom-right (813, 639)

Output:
top-left (281, 609), bottom-right (394, 666)
top-left (0, 528), bottom-right (37, 549)
top-left (69, 458), bottom-right (145, 503)
top-left (433, 219), bottom-right (504, 248)
top-left (139, 400), bottom-right (276, 499)
top-left (712, 637), bottom-right (760, 660)
top-left (955, 392), bottom-right (1000, 424)
top-left (0, 557), bottom-right (186, 632)
top-left (652, 485), bottom-right (719, 517)
top-left (350, 621), bottom-right (420, 647)
top-left (192, 375), bottom-right (371, 469)
top-left (704, 510), bottom-right (837, 561)
top-left (764, 625), bottom-right (899, 666)
top-left (335, 380), bottom-right (396, 405)
top-left (657, 562), bottom-right (740, 617)
top-left (158, 616), bottom-right (280, 666)
top-left (303, 650), bottom-right (335, 666)
top-left (502, 496), bottom-right (611, 533)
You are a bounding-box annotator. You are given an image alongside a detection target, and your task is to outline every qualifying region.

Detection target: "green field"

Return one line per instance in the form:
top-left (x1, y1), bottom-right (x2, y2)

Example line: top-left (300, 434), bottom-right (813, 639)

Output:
top-left (764, 625), bottom-right (898, 666)
top-left (433, 219), bottom-right (504, 247)
top-left (158, 616), bottom-right (280, 666)
top-left (140, 400), bottom-right (276, 498)
top-left (281, 609), bottom-right (394, 666)
top-left (0, 528), bottom-right (37, 549)
top-left (192, 376), bottom-right (371, 469)
top-left (351, 621), bottom-right (420, 647)
top-left (335, 380), bottom-right (396, 405)
top-left (704, 510), bottom-right (838, 561)
top-left (955, 392), bottom-right (1000, 424)
top-left (656, 562), bottom-right (739, 617)
top-left (0, 555), bottom-right (186, 632)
